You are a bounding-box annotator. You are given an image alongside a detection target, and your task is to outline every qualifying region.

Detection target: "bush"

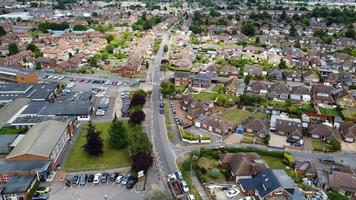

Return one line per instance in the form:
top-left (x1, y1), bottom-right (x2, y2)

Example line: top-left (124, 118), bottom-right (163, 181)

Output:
top-left (208, 168), bottom-right (221, 178)
top-left (180, 128), bottom-right (200, 141)
top-left (182, 158), bottom-right (195, 171)
top-left (330, 139), bottom-right (341, 152)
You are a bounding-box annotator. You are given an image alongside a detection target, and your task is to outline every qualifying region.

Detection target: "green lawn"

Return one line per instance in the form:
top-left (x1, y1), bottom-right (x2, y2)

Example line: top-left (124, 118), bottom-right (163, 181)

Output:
top-left (163, 100), bottom-right (175, 142)
top-left (260, 155), bottom-right (285, 169)
top-left (312, 140), bottom-right (323, 151)
top-left (64, 122), bottom-right (131, 172)
top-left (219, 108), bottom-right (251, 124)
top-left (319, 107), bottom-right (341, 117)
top-left (342, 109), bottom-right (356, 119)
top-left (0, 127), bottom-right (26, 135)
top-left (192, 92), bottom-right (218, 101)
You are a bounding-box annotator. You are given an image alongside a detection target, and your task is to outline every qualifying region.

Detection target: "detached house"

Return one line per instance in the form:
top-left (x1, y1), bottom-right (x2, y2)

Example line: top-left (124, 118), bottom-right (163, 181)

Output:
top-left (192, 72), bottom-right (212, 92)
top-left (194, 115), bottom-right (233, 136)
top-left (308, 123), bottom-right (337, 142)
top-left (174, 71), bottom-right (191, 87)
top-left (244, 118), bottom-right (269, 138)
top-left (285, 71), bottom-right (302, 82)
top-left (181, 95), bottom-right (213, 120)
top-left (268, 82), bottom-right (289, 100)
top-left (244, 64), bottom-right (264, 77)
top-left (249, 81), bottom-right (269, 96)
top-left (219, 152), bottom-right (267, 182)
top-left (339, 122), bottom-right (356, 143)
top-left (334, 90), bottom-right (356, 108)
top-left (311, 84), bottom-right (334, 105)
top-left (290, 86), bottom-right (311, 102)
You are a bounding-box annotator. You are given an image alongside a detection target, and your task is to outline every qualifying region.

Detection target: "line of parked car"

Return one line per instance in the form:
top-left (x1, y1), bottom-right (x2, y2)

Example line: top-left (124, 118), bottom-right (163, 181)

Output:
top-left (121, 91), bottom-right (130, 117)
top-left (42, 74), bottom-right (64, 80)
top-left (96, 97), bottom-right (110, 116)
top-left (65, 172), bottom-right (138, 189)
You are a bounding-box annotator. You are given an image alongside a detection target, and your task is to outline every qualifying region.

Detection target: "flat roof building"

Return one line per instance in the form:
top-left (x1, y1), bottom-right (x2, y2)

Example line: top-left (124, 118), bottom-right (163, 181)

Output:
top-left (0, 66), bottom-right (38, 84)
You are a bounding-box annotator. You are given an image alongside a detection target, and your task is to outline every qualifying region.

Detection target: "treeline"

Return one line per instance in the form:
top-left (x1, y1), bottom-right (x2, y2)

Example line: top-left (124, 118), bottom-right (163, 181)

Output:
top-left (309, 6), bottom-right (356, 25)
top-left (37, 21), bottom-right (70, 32)
top-left (132, 12), bottom-right (163, 31)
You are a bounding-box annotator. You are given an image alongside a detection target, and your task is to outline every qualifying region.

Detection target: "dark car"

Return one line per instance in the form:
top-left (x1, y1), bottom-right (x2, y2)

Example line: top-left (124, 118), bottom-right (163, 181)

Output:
top-left (160, 103), bottom-right (164, 108)
top-left (88, 174), bottom-right (95, 182)
top-left (287, 137), bottom-right (298, 144)
top-left (72, 175), bottom-right (79, 185)
top-left (126, 176), bottom-right (138, 189)
top-left (159, 107), bottom-right (164, 114)
top-left (31, 192), bottom-right (49, 200)
top-left (319, 156), bottom-right (334, 163)
top-left (110, 173), bottom-right (120, 182)
top-left (79, 174), bottom-right (88, 186)
top-left (291, 142), bottom-right (303, 147)
top-left (65, 179), bottom-right (72, 187)
top-left (101, 172), bottom-right (109, 183)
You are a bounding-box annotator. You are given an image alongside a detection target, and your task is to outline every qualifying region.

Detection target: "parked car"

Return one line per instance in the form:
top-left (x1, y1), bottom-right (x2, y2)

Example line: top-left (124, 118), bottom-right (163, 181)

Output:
top-left (121, 174), bottom-right (130, 186)
top-left (110, 173), bottom-right (119, 182)
top-left (226, 188), bottom-right (240, 198)
top-left (31, 193), bottom-right (49, 200)
top-left (115, 175), bottom-right (124, 184)
top-left (238, 197), bottom-right (255, 200)
top-left (36, 187), bottom-right (50, 194)
top-left (72, 175), bottom-right (79, 185)
top-left (96, 109), bottom-right (105, 116)
top-left (319, 156), bottom-right (334, 163)
top-left (286, 137), bottom-right (298, 143)
top-left (175, 171), bottom-right (183, 180)
top-left (159, 107), bottom-right (164, 114)
top-left (101, 172), bottom-right (109, 183)
top-left (126, 176), bottom-right (138, 189)
top-left (88, 174), bottom-right (95, 182)
top-left (187, 195), bottom-right (196, 200)
top-left (93, 173), bottom-right (101, 184)
top-left (65, 178), bottom-right (72, 187)
top-left (79, 174), bottom-right (88, 186)
top-left (180, 180), bottom-right (189, 192)
top-left (160, 103), bottom-right (164, 108)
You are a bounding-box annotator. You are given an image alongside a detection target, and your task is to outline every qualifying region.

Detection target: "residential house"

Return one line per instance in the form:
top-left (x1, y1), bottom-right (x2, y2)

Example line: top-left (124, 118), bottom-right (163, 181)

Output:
top-left (308, 123), bottom-right (337, 142)
top-left (318, 168), bottom-right (356, 198)
top-left (268, 69), bottom-right (284, 81)
top-left (274, 117), bottom-right (303, 139)
top-left (303, 70), bottom-right (320, 84)
top-left (240, 169), bottom-right (306, 200)
top-left (244, 118), bottom-right (269, 138)
top-left (192, 72), bottom-right (212, 92)
top-left (293, 161), bottom-right (317, 180)
top-left (249, 81), bottom-right (269, 96)
top-left (204, 64), bottom-right (219, 75)
top-left (334, 90), bottom-right (356, 108)
top-left (268, 82), bottom-right (289, 100)
top-left (219, 152), bottom-right (267, 182)
top-left (0, 51), bottom-right (33, 68)
top-left (6, 120), bottom-right (74, 168)
top-left (311, 84), bottom-right (334, 105)
top-left (339, 122), bottom-right (356, 143)
top-left (290, 86), bottom-right (311, 102)
top-left (244, 64), bottom-right (264, 77)
top-left (181, 95), bottom-right (213, 120)
top-left (225, 78), bottom-right (244, 95)
top-left (195, 115), bottom-right (233, 136)
top-left (174, 71), bottom-right (191, 87)
top-left (285, 71), bottom-right (302, 82)
top-left (219, 65), bottom-right (239, 77)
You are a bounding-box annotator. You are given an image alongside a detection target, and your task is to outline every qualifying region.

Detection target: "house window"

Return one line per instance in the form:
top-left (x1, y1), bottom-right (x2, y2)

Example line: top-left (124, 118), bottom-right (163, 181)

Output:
top-left (275, 190), bottom-right (283, 195)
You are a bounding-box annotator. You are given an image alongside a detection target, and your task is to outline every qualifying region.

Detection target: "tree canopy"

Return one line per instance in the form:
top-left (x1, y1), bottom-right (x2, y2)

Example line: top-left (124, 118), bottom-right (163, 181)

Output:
top-left (241, 22), bottom-right (256, 36)
top-left (109, 120), bottom-right (128, 149)
top-left (8, 42), bottom-right (19, 56)
top-left (82, 121), bottom-right (104, 156)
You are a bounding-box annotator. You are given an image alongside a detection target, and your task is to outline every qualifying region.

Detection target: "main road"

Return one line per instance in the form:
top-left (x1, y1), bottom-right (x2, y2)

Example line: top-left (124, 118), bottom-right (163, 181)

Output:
top-left (151, 30), bottom-right (178, 177)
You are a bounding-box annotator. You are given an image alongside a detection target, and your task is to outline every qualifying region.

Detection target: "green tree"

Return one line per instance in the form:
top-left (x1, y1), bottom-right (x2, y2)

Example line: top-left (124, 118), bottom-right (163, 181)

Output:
top-left (8, 42), bottom-right (19, 56)
top-left (345, 25), bottom-right (355, 39)
top-left (208, 168), bottom-right (221, 178)
top-left (280, 10), bottom-right (287, 20)
top-left (109, 120), bottom-right (128, 149)
top-left (241, 22), bottom-right (255, 36)
top-left (278, 59), bottom-right (287, 69)
top-left (131, 152), bottom-right (153, 172)
top-left (82, 121), bottom-right (104, 156)
top-left (129, 109), bottom-right (145, 124)
top-left (128, 125), bottom-right (152, 155)
top-left (330, 139), bottom-right (341, 151)
top-left (73, 24), bottom-right (88, 31)
top-left (327, 189), bottom-right (348, 200)
top-left (106, 34), bottom-right (114, 43)
top-left (26, 43), bottom-right (38, 52)
top-left (160, 81), bottom-right (176, 96)
top-left (0, 25), bottom-right (6, 36)
top-left (289, 25), bottom-right (298, 36)
top-left (244, 74), bottom-right (251, 85)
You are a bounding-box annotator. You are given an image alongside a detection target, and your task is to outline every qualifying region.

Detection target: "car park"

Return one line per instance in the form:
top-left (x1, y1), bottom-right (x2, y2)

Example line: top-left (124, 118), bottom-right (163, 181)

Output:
top-left (93, 173), bottom-right (101, 184)
top-left (79, 174), bottom-right (88, 186)
top-left (36, 187), bottom-right (50, 194)
top-left (180, 180), bottom-right (189, 192)
top-left (226, 188), bottom-right (240, 198)
top-left (32, 192), bottom-right (49, 200)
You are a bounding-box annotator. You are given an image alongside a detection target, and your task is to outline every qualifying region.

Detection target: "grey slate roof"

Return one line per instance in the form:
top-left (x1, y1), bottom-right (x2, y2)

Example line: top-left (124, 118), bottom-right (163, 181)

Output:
top-left (0, 134), bottom-right (19, 147)
top-left (2, 175), bottom-right (36, 194)
top-left (0, 98), bottom-right (30, 126)
top-left (0, 83), bottom-right (57, 102)
top-left (7, 120), bottom-right (68, 159)
top-left (0, 160), bottom-right (50, 173)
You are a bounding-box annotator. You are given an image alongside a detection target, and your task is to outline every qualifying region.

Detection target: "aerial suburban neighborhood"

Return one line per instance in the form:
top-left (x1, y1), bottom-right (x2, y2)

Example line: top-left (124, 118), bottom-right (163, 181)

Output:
top-left (0, 0), bottom-right (355, 200)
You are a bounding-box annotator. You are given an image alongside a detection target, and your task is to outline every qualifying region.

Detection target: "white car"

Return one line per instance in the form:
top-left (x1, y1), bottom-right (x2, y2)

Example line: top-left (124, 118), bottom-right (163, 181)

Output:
top-left (180, 180), bottom-right (189, 193)
top-left (47, 75), bottom-right (53, 79)
top-left (58, 75), bottom-right (64, 80)
top-left (226, 188), bottom-right (240, 198)
top-left (238, 197), bottom-right (254, 200)
top-left (187, 194), bottom-right (196, 200)
top-left (96, 109), bottom-right (105, 116)
top-left (93, 173), bottom-right (102, 184)
top-left (53, 75), bottom-right (59, 79)
top-left (115, 175), bottom-right (123, 184)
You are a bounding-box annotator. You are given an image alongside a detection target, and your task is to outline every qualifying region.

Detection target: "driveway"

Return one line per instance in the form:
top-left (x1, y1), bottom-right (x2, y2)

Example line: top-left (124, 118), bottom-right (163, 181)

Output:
top-left (341, 141), bottom-right (356, 152)
top-left (268, 133), bottom-right (288, 148)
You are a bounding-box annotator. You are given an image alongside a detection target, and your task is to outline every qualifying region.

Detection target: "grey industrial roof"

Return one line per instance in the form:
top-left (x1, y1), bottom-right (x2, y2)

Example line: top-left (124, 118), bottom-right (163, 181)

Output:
top-left (7, 120), bottom-right (68, 159)
top-left (0, 160), bottom-right (50, 173)
top-left (11, 115), bottom-right (67, 125)
top-left (0, 134), bottom-right (19, 147)
top-left (2, 175), bottom-right (36, 194)
top-left (0, 98), bottom-right (30, 125)
top-left (272, 169), bottom-right (296, 189)
top-left (0, 66), bottom-right (33, 76)
top-left (0, 83), bottom-right (57, 102)
top-left (20, 101), bottom-right (48, 115)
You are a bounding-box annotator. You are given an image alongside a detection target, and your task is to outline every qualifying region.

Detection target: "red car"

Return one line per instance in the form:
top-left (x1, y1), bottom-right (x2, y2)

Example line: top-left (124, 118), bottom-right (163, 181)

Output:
top-left (79, 79), bottom-right (85, 82)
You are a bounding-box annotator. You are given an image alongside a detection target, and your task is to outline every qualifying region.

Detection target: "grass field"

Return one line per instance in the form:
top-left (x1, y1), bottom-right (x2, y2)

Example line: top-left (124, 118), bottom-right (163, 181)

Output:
top-left (219, 108), bottom-right (251, 124)
top-left (64, 122), bottom-right (131, 172)
top-left (319, 107), bottom-right (341, 117)
top-left (192, 92), bottom-right (218, 101)
top-left (261, 155), bottom-right (285, 169)
top-left (0, 127), bottom-right (26, 135)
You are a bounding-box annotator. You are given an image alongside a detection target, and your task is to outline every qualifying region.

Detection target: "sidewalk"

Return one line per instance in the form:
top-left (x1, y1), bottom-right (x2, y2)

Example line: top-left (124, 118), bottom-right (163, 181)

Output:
top-left (191, 173), bottom-right (209, 200)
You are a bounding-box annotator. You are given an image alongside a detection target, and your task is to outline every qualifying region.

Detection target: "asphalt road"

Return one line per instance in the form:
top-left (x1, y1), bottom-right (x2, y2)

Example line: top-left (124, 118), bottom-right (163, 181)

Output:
top-left (151, 31), bottom-right (178, 177)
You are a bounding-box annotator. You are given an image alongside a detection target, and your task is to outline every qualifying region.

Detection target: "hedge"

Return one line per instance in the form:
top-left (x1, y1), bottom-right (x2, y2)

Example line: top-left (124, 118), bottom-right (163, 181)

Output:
top-left (180, 128), bottom-right (200, 141)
